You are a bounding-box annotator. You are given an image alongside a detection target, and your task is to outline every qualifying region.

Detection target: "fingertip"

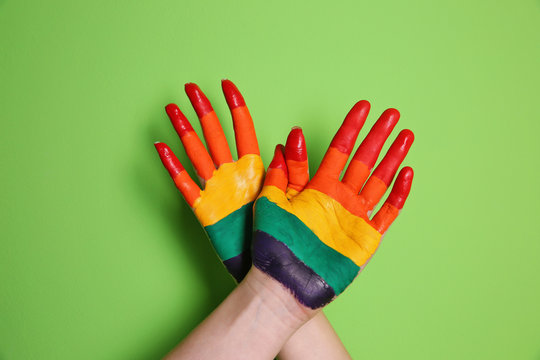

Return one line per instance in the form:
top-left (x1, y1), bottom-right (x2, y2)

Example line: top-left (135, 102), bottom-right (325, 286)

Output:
top-left (185, 82), bottom-right (213, 117)
top-left (155, 142), bottom-right (185, 176)
top-left (154, 141), bottom-right (169, 154)
top-left (184, 82), bottom-right (198, 94)
top-left (401, 129), bottom-right (415, 143)
top-left (165, 103), bottom-right (193, 136)
top-left (222, 79), bottom-right (246, 109)
top-left (165, 103), bottom-right (180, 117)
top-left (269, 144), bottom-right (287, 172)
top-left (396, 129), bottom-right (415, 150)
top-left (400, 166), bottom-right (414, 182)
top-left (383, 108), bottom-right (400, 120)
top-left (388, 166), bottom-right (414, 209)
top-left (351, 100), bottom-right (371, 117)
top-left (285, 127), bottom-right (307, 162)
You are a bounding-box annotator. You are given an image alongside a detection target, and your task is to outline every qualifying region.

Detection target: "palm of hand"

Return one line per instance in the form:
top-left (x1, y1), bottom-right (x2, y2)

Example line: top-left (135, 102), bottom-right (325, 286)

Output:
top-left (253, 101), bottom-right (414, 309)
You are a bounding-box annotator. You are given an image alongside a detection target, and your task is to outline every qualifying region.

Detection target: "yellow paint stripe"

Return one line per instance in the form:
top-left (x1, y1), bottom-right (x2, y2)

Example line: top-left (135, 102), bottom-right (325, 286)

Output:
top-left (260, 186), bottom-right (381, 266)
top-left (194, 154), bottom-right (264, 226)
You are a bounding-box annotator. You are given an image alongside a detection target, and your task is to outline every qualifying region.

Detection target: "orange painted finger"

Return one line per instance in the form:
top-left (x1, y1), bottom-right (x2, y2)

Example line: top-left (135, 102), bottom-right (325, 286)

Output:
top-left (360, 129), bottom-right (414, 211)
top-left (263, 144), bottom-right (288, 193)
top-left (284, 127), bottom-right (309, 193)
top-left (371, 167), bottom-right (414, 234)
top-left (342, 108), bottom-right (400, 192)
top-left (185, 83), bottom-right (233, 167)
top-left (315, 100), bottom-right (370, 179)
top-left (154, 142), bottom-right (201, 207)
top-left (165, 103), bottom-right (215, 181)
top-left (222, 79), bottom-right (259, 157)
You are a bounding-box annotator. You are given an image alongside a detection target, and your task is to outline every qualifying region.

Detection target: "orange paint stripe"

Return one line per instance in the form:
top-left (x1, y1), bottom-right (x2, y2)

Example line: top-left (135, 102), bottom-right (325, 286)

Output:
top-left (371, 203), bottom-right (399, 234)
top-left (263, 168), bottom-right (288, 192)
top-left (360, 176), bottom-right (388, 210)
top-left (180, 131), bottom-right (215, 180)
top-left (315, 147), bottom-right (349, 179)
top-left (232, 106), bottom-right (259, 157)
top-left (342, 159), bottom-right (371, 193)
top-left (200, 111), bottom-right (233, 166)
top-left (306, 176), bottom-right (366, 221)
top-left (173, 171), bottom-right (201, 207)
top-left (286, 159), bottom-right (309, 191)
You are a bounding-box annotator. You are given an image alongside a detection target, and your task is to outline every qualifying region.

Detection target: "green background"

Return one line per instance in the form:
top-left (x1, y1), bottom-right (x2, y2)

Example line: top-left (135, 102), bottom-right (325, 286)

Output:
top-left (1, 0), bottom-right (539, 358)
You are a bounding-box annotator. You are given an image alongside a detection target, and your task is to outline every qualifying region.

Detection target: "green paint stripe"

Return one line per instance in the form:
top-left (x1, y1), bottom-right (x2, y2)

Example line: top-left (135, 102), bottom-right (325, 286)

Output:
top-left (254, 197), bottom-right (359, 294)
top-left (204, 202), bottom-right (253, 261)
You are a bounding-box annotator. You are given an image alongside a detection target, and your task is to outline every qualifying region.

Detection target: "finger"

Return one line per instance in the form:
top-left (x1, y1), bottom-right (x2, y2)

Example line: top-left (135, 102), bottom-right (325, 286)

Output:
top-left (165, 103), bottom-right (215, 181)
top-left (315, 100), bottom-right (370, 179)
top-left (360, 129), bottom-right (414, 212)
top-left (263, 144), bottom-right (288, 193)
top-left (185, 83), bottom-right (233, 167)
top-left (154, 142), bottom-right (201, 207)
top-left (284, 127), bottom-right (309, 196)
top-left (222, 79), bottom-right (260, 157)
top-left (342, 108), bottom-right (400, 193)
top-left (371, 167), bottom-right (414, 234)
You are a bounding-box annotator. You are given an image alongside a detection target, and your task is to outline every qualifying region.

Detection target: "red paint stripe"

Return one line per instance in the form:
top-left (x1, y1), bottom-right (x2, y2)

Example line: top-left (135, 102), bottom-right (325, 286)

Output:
top-left (154, 142), bottom-right (185, 178)
top-left (269, 144), bottom-right (288, 176)
top-left (285, 127), bottom-right (307, 161)
top-left (352, 108), bottom-right (400, 169)
top-left (222, 79), bottom-right (246, 109)
top-left (329, 100), bottom-right (370, 154)
top-left (165, 103), bottom-right (194, 137)
top-left (386, 166), bottom-right (414, 209)
top-left (185, 83), bottom-right (214, 118)
top-left (373, 129), bottom-right (414, 186)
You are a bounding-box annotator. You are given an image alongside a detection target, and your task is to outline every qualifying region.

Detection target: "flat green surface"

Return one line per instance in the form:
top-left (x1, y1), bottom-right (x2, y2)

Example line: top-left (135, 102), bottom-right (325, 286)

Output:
top-left (255, 197), bottom-right (359, 294)
top-left (1, 0), bottom-right (539, 359)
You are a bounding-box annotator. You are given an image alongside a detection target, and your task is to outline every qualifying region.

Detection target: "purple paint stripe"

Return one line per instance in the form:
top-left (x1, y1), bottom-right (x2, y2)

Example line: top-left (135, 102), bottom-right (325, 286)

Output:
top-left (252, 230), bottom-right (335, 309)
top-left (223, 250), bottom-right (251, 283)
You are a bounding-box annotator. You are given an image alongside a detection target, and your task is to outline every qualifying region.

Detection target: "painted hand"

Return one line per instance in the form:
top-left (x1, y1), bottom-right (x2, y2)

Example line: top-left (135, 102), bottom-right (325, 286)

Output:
top-left (155, 80), bottom-right (264, 282)
top-left (253, 101), bottom-right (414, 309)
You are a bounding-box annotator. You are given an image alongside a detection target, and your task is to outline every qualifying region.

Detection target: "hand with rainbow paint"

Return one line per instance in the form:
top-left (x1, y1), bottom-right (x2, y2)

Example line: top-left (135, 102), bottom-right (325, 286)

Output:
top-left (155, 80), bottom-right (264, 282)
top-left (253, 100), bottom-right (414, 309)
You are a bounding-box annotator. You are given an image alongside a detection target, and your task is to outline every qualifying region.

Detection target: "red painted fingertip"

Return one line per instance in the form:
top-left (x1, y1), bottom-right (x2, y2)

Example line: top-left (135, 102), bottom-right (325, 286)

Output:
top-left (353, 108), bottom-right (401, 168)
top-left (222, 79), bottom-right (246, 109)
top-left (387, 166), bottom-right (414, 209)
top-left (185, 83), bottom-right (214, 118)
top-left (285, 127), bottom-right (307, 162)
top-left (269, 144), bottom-right (288, 175)
top-left (154, 142), bottom-right (185, 178)
top-left (373, 129), bottom-right (415, 185)
top-left (329, 100), bottom-right (371, 154)
top-left (165, 103), bottom-right (194, 137)
top-left (394, 129), bottom-right (415, 155)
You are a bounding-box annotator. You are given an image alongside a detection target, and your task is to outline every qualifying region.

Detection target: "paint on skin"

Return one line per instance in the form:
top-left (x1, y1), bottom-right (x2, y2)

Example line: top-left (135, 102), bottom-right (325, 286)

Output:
top-left (154, 142), bottom-right (201, 207)
top-left (165, 103), bottom-right (215, 180)
top-left (341, 108), bottom-right (400, 190)
top-left (329, 100), bottom-right (370, 154)
top-left (185, 83), bottom-right (233, 166)
top-left (223, 250), bottom-right (252, 283)
top-left (255, 196), bottom-right (359, 296)
top-left (205, 202), bottom-right (254, 261)
top-left (252, 104), bottom-right (414, 309)
top-left (252, 230), bottom-right (336, 308)
top-left (259, 186), bottom-right (382, 267)
top-left (193, 154), bottom-right (264, 226)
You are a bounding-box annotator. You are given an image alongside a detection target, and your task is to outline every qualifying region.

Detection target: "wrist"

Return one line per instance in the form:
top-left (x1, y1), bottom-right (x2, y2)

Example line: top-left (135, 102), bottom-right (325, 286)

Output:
top-left (240, 266), bottom-right (317, 330)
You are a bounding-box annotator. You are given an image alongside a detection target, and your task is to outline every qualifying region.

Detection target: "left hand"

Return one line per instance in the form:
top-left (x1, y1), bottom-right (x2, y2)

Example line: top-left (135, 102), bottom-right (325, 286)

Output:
top-left (155, 80), bottom-right (264, 282)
